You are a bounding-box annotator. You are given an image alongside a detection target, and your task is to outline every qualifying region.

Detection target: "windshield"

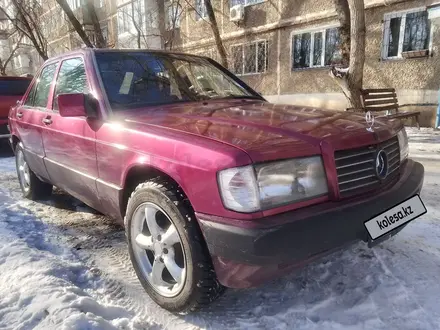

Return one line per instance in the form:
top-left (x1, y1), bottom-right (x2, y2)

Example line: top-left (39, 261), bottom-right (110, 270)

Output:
top-left (95, 52), bottom-right (258, 110)
top-left (0, 79), bottom-right (31, 96)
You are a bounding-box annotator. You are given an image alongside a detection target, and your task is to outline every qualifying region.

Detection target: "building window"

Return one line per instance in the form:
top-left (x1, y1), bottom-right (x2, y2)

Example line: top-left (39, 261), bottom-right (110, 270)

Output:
top-left (89, 24), bottom-right (108, 46)
top-left (22, 35), bottom-right (31, 46)
top-left (230, 0), bottom-right (265, 7)
top-left (383, 9), bottom-right (431, 59)
top-left (292, 27), bottom-right (341, 70)
top-left (117, 2), bottom-right (133, 34)
top-left (166, 3), bottom-right (182, 29)
top-left (230, 40), bottom-right (268, 75)
top-left (67, 0), bottom-right (84, 10)
top-left (13, 56), bottom-right (21, 69)
top-left (101, 24), bottom-right (109, 43)
top-left (118, 0), bottom-right (145, 35)
top-left (195, 0), bottom-right (207, 21)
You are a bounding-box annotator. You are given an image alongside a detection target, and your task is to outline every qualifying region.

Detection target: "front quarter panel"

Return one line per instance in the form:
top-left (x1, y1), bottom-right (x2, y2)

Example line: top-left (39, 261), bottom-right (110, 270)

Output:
top-left (95, 121), bottom-right (255, 221)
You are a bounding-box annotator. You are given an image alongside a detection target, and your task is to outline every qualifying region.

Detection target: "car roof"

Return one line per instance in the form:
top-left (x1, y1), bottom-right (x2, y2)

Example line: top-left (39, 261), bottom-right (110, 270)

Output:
top-left (44, 48), bottom-right (207, 63)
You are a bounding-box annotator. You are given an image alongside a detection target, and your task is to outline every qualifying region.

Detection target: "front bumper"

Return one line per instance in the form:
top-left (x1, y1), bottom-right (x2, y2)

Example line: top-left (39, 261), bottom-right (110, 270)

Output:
top-left (197, 159), bottom-right (424, 288)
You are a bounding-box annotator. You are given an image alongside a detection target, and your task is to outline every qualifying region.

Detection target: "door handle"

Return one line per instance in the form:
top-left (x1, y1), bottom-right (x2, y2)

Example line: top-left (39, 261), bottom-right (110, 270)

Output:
top-left (16, 112), bottom-right (23, 118)
top-left (42, 117), bottom-right (52, 125)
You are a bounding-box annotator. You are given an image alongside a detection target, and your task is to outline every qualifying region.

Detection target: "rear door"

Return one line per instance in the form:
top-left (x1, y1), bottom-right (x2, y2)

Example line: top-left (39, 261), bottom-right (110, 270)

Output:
top-left (14, 64), bottom-right (58, 181)
top-left (41, 57), bottom-right (101, 210)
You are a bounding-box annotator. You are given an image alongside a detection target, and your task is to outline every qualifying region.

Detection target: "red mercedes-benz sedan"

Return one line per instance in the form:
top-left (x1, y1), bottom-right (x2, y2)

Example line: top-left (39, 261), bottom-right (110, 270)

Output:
top-left (8, 49), bottom-right (425, 312)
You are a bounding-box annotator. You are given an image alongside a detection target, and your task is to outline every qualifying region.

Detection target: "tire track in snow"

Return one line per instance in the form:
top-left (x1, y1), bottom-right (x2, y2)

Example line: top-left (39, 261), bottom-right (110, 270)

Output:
top-left (371, 247), bottom-right (438, 329)
top-left (0, 171), bottom-right (193, 329)
top-left (0, 190), bottom-right (158, 329)
top-left (2, 150), bottom-right (440, 330)
top-left (0, 171), bottom-right (162, 329)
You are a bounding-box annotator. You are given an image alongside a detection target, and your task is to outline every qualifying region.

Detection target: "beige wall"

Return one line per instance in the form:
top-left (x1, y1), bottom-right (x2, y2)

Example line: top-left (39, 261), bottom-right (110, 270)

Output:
top-left (175, 0), bottom-right (440, 127)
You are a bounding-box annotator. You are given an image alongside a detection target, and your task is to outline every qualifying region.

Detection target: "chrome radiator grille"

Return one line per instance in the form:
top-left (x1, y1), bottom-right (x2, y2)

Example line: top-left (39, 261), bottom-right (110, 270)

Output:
top-left (335, 137), bottom-right (400, 197)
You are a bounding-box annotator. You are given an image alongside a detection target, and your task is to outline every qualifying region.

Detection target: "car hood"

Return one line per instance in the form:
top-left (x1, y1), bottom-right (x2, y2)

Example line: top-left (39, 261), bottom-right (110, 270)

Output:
top-left (118, 100), bottom-right (403, 162)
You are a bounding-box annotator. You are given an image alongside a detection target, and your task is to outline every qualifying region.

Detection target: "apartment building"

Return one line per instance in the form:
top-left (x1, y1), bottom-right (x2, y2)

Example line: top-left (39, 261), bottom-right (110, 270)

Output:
top-left (0, 0), bottom-right (438, 126)
top-left (168, 0), bottom-right (440, 126)
top-left (0, 0), bottom-right (162, 75)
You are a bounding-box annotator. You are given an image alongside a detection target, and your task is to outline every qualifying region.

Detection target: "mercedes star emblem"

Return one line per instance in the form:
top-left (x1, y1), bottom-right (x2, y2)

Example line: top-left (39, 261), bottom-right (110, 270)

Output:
top-left (366, 111), bottom-right (375, 132)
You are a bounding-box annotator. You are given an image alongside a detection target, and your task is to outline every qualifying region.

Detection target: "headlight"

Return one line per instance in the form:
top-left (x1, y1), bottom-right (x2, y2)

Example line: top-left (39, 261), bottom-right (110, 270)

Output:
top-left (397, 128), bottom-right (409, 162)
top-left (218, 165), bottom-right (260, 212)
top-left (218, 156), bottom-right (328, 213)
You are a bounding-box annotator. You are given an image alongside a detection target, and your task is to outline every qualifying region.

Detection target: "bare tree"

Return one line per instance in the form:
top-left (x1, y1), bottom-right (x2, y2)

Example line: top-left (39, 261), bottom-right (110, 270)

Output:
top-left (85, 0), bottom-right (106, 48)
top-left (157, 0), bottom-right (166, 49)
top-left (1, 0), bottom-right (49, 60)
top-left (55, 0), bottom-right (93, 48)
top-left (331, 0), bottom-right (366, 109)
top-left (163, 0), bottom-right (182, 50)
top-left (117, 0), bottom-right (150, 49)
top-left (117, 0), bottom-right (172, 50)
top-left (204, 0), bottom-right (228, 68)
top-left (130, 0), bottom-right (148, 49)
top-left (56, 0), bottom-right (106, 48)
top-left (0, 31), bottom-right (22, 75)
top-left (334, 0), bottom-right (350, 66)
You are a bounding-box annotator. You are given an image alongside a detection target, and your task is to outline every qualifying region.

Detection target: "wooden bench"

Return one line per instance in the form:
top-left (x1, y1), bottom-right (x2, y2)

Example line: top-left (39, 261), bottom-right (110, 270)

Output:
top-left (351, 88), bottom-right (421, 129)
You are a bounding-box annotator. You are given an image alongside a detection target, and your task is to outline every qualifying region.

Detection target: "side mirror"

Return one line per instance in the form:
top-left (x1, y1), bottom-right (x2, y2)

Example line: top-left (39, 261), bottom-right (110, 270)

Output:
top-left (58, 93), bottom-right (99, 118)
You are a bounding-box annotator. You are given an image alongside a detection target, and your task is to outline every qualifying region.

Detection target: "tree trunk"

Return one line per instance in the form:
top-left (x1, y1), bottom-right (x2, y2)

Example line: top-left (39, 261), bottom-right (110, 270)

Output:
top-left (346, 0), bottom-right (365, 109)
top-left (157, 0), bottom-right (166, 49)
top-left (86, 0), bottom-right (106, 48)
top-left (204, 0), bottom-right (228, 68)
top-left (56, 0), bottom-right (94, 48)
top-left (137, 29), bottom-right (141, 49)
top-left (0, 65), bottom-right (6, 76)
top-left (331, 0), bottom-right (365, 109)
top-left (334, 0), bottom-right (350, 66)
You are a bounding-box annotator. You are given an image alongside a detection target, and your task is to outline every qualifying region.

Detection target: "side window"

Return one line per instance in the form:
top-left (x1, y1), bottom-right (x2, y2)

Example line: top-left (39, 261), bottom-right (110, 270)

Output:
top-left (24, 81), bottom-right (37, 106)
top-left (31, 63), bottom-right (57, 108)
top-left (53, 57), bottom-right (88, 110)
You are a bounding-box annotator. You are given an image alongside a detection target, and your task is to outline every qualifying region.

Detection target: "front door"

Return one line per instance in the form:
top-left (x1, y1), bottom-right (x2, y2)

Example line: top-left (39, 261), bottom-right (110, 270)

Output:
top-left (14, 63), bottom-right (58, 181)
top-left (41, 57), bottom-right (101, 210)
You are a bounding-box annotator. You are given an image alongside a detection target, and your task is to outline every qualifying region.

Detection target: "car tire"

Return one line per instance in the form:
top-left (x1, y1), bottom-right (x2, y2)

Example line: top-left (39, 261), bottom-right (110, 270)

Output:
top-left (125, 179), bottom-right (225, 313)
top-left (15, 143), bottom-right (52, 200)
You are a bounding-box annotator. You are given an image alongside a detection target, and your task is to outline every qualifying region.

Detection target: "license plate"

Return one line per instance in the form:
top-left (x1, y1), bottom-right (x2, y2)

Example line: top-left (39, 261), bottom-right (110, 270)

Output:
top-left (364, 195), bottom-right (427, 240)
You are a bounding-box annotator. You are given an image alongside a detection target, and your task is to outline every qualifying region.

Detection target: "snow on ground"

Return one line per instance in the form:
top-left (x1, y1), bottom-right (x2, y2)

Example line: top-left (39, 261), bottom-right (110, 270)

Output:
top-left (0, 128), bottom-right (439, 330)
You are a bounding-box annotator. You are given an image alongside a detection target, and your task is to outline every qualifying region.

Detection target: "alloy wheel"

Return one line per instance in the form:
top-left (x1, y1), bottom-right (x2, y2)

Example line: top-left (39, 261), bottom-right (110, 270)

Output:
top-left (17, 149), bottom-right (30, 191)
top-left (130, 202), bottom-right (186, 297)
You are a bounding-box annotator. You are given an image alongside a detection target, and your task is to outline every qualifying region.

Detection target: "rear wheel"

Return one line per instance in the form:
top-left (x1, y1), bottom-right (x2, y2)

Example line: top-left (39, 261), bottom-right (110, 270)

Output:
top-left (15, 143), bottom-right (52, 200)
top-left (125, 179), bottom-right (225, 312)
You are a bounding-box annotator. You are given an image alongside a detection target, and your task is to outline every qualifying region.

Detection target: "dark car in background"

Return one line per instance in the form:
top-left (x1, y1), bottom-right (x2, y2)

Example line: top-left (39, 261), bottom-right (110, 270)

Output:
top-left (0, 76), bottom-right (32, 146)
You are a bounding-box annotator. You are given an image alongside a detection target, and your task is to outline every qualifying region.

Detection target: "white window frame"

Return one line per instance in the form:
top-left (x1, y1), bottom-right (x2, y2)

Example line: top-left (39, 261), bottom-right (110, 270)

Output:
top-left (13, 56), bottom-right (21, 69)
top-left (230, 39), bottom-right (268, 76)
top-left (290, 24), bottom-right (339, 70)
top-left (117, 2), bottom-right (134, 36)
top-left (166, 2), bottom-right (182, 30)
top-left (67, 0), bottom-right (83, 10)
top-left (230, 0), bottom-right (265, 7)
top-left (382, 7), bottom-right (432, 60)
top-left (195, 0), bottom-right (207, 21)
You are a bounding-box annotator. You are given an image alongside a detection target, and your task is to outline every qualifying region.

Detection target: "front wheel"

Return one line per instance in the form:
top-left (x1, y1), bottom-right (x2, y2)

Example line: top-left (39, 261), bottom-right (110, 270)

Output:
top-left (125, 179), bottom-right (225, 312)
top-left (15, 143), bottom-right (52, 200)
